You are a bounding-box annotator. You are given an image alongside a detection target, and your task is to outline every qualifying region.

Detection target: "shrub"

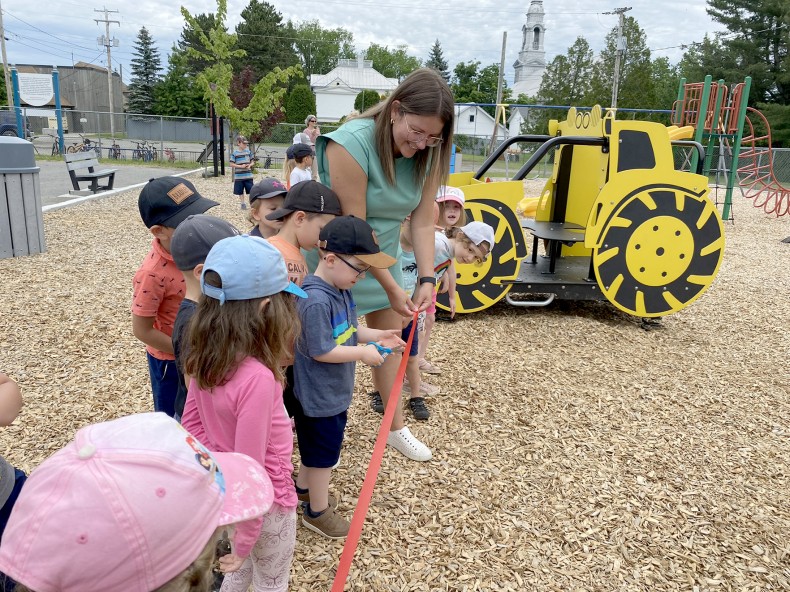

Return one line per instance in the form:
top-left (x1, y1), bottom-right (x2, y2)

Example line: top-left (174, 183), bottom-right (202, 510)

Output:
top-left (286, 85), bottom-right (316, 125)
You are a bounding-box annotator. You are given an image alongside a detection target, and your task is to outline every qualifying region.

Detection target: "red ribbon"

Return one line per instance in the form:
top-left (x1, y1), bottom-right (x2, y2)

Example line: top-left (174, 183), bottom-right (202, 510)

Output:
top-left (331, 311), bottom-right (419, 590)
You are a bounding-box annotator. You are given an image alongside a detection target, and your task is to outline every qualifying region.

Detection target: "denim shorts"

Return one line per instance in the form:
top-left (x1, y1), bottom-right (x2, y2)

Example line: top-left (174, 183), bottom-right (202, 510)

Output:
top-left (292, 397), bottom-right (346, 468)
top-left (233, 178), bottom-right (254, 195)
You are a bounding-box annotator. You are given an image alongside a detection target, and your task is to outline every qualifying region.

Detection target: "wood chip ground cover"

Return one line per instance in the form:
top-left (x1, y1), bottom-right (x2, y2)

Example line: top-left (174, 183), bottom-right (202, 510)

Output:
top-left (1, 177), bottom-right (788, 591)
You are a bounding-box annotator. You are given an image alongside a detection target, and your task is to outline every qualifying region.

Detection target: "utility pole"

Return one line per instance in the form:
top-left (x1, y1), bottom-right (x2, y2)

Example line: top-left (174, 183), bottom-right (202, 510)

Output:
top-left (488, 31), bottom-right (507, 155)
top-left (604, 6), bottom-right (631, 110)
top-left (94, 7), bottom-right (119, 138)
top-left (0, 0), bottom-right (13, 108)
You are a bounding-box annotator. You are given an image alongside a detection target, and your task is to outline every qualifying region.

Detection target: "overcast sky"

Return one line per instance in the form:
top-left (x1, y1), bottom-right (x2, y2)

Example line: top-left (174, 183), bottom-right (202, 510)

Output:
top-left (2, 0), bottom-right (727, 87)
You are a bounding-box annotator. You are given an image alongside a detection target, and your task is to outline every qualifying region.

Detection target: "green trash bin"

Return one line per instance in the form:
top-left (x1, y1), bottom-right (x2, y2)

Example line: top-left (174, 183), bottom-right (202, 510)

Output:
top-left (0, 136), bottom-right (45, 259)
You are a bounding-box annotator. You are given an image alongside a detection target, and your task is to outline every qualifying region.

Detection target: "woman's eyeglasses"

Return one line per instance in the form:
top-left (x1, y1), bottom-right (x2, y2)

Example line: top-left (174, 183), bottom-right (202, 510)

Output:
top-left (335, 255), bottom-right (371, 277)
top-left (403, 114), bottom-right (443, 147)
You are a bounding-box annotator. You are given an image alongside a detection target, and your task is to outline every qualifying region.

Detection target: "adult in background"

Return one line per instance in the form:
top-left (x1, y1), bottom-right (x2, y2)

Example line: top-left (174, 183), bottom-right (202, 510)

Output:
top-left (303, 115), bottom-right (321, 180)
top-left (313, 68), bottom-right (455, 462)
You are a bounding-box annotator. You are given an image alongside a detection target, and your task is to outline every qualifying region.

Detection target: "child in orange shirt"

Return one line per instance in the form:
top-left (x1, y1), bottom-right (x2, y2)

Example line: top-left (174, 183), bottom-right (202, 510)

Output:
top-left (131, 177), bottom-right (219, 417)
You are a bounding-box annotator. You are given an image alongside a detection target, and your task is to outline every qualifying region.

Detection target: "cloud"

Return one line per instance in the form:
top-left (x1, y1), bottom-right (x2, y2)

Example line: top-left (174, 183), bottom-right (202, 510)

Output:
top-left (3, 0), bottom-right (726, 89)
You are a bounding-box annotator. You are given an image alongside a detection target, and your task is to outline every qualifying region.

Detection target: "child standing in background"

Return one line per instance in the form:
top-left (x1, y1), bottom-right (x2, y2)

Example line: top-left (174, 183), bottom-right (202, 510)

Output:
top-left (132, 177), bottom-right (219, 418)
top-left (289, 143), bottom-right (313, 187)
top-left (229, 135), bottom-right (254, 210)
top-left (247, 177), bottom-right (288, 239)
top-left (0, 372), bottom-right (25, 592)
top-left (169, 215), bottom-right (240, 422)
top-left (182, 235), bottom-right (306, 592)
top-left (294, 216), bottom-right (405, 538)
top-left (418, 186), bottom-right (468, 375)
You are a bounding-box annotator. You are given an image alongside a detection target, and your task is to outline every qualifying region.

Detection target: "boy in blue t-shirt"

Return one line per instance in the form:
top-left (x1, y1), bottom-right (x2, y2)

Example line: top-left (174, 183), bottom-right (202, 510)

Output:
top-left (229, 135), bottom-right (254, 210)
top-left (292, 216), bottom-right (404, 539)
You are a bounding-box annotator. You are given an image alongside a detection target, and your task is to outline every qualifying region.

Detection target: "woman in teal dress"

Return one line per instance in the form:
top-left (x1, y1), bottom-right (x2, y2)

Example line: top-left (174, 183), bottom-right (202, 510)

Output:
top-left (314, 68), bottom-right (455, 462)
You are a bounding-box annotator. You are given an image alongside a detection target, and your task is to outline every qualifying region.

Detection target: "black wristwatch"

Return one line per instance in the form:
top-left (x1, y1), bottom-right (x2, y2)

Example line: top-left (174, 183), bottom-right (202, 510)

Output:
top-left (418, 276), bottom-right (437, 285)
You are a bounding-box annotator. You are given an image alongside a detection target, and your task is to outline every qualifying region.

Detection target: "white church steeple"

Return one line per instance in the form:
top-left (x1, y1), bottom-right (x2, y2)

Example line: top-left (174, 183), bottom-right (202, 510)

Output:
top-left (512, 1), bottom-right (547, 98)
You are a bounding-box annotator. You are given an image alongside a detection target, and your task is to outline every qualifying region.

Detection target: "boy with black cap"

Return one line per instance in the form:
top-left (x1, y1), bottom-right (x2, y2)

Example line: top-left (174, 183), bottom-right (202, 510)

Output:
top-left (131, 176), bottom-right (219, 418)
top-left (248, 177), bottom-right (288, 239)
top-left (289, 142), bottom-right (313, 187)
top-left (169, 215), bottom-right (240, 422)
top-left (293, 215), bottom-right (405, 539)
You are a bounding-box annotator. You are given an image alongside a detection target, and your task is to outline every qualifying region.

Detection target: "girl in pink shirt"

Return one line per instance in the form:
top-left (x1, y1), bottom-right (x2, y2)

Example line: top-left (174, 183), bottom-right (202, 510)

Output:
top-left (182, 235), bottom-right (307, 592)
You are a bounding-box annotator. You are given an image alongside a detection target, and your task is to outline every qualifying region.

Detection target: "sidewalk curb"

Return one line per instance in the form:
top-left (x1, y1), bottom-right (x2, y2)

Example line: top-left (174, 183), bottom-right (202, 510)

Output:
top-left (41, 169), bottom-right (205, 213)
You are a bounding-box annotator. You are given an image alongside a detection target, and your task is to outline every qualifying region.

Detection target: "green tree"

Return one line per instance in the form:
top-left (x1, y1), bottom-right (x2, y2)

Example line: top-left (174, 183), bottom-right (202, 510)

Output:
top-left (177, 12), bottom-right (220, 76)
top-left (364, 44), bottom-right (421, 80)
top-left (451, 61), bottom-right (510, 116)
top-left (677, 35), bottom-right (737, 86)
top-left (234, 0), bottom-right (297, 79)
top-left (528, 36), bottom-right (595, 132)
top-left (181, 0), bottom-right (301, 138)
top-left (153, 47), bottom-right (206, 117)
top-left (425, 39), bottom-right (450, 82)
top-left (354, 89), bottom-right (382, 111)
top-left (707, 0), bottom-right (789, 103)
top-left (127, 27), bottom-right (162, 114)
top-left (587, 16), bottom-right (655, 111)
top-left (0, 70), bottom-right (6, 106)
top-left (290, 20), bottom-right (355, 78)
top-left (650, 57), bottom-right (679, 112)
top-left (285, 84), bottom-right (316, 124)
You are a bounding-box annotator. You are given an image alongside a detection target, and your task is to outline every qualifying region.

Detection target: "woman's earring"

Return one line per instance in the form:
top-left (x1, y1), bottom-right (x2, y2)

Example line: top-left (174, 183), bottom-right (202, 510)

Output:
top-left (390, 118), bottom-right (394, 125)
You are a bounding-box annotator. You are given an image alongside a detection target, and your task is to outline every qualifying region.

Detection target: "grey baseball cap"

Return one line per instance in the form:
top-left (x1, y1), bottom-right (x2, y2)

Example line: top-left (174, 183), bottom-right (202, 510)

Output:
top-left (170, 215), bottom-right (240, 271)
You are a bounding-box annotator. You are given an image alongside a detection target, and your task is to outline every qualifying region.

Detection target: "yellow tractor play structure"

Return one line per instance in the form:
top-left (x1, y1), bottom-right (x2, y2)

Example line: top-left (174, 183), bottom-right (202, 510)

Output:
top-left (438, 105), bottom-right (725, 318)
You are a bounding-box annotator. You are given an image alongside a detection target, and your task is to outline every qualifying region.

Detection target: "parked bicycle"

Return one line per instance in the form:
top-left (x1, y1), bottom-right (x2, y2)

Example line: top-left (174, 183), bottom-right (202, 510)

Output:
top-left (67, 134), bottom-right (101, 157)
top-left (107, 141), bottom-right (122, 159)
top-left (255, 146), bottom-right (274, 169)
top-left (133, 140), bottom-right (157, 162)
top-left (49, 134), bottom-right (62, 156)
top-left (164, 147), bottom-right (176, 163)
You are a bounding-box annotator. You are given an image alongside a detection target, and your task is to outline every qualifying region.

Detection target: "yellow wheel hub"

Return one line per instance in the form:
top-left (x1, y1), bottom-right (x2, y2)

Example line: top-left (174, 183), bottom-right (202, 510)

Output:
top-left (625, 216), bottom-right (694, 286)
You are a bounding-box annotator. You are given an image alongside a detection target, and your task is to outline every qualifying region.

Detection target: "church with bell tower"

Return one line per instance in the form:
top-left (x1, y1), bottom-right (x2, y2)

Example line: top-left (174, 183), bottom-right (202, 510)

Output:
top-left (511, 1), bottom-right (547, 99)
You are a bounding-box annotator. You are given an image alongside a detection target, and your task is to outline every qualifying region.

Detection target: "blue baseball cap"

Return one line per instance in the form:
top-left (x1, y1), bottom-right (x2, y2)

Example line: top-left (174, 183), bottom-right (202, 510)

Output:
top-left (201, 236), bottom-right (308, 304)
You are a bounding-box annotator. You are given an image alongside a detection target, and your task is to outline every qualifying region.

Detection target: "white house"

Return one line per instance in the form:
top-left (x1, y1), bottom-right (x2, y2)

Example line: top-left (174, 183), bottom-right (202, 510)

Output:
top-left (309, 57), bottom-right (398, 122)
top-left (454, 105), bottom-right (508, 142)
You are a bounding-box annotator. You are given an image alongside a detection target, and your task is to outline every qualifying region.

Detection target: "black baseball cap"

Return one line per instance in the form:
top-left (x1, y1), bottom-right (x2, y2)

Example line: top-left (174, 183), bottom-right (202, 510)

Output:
top-left (292, 143), bottom-right (312, 159)
top-left (170, 215), bottom-right (240, 271)
top-left (249, 178), bottom-right (288, 204)
top-left (265, 180), bottom-right (342, 221)
top-left (285, 145), bottom-right (295, 160)
top-left (138, 177), bottom-right (219, 229)
top-left (318, 215), bottom-right (396, 269)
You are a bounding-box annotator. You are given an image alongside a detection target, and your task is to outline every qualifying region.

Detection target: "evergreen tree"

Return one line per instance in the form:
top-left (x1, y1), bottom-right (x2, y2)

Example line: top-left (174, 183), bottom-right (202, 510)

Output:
top-left (127, 27), bottom-right (162, 114)
top-left (706, 0), bottom-right (789, 103)
top-left (177, 13), bottom-right (220, 76)
top-left (153, 46), bottom-right (205, 117)
top-left (235, 0), bottom-right (297, 79)
top-left (285, 84), bottom-right (316, 124)
top-left (425, 39), bottom-right (450, 82)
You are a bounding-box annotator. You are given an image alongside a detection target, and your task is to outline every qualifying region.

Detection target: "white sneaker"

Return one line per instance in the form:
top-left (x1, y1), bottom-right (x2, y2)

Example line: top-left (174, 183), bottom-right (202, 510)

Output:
top-left (386, 427), bottom-right (432, 461)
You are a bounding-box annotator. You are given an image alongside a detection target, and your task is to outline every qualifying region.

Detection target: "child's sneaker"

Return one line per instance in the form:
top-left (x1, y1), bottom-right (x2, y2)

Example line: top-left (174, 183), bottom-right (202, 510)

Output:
top-left (403, 380), bottom-right (441, 397)
top-left (296, 489), bottom-right (338, 510)
top-left (418, 359), bottom-right (441, 375)
top-left (302, 505), bottom-right (349, 539)
top-left (386, 426), bottom-right (432, 461)
top-left (368, 391), bottom-right (384, 414)
top-left (408, 397), bottom-right (430, 420)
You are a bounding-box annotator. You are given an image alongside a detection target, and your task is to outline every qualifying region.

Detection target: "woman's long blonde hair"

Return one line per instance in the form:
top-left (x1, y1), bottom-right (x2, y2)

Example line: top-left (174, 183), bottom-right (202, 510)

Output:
top-left (185, 271), bottom-right (299, 387)
top-left (359, 68), bottom-right (455, 189)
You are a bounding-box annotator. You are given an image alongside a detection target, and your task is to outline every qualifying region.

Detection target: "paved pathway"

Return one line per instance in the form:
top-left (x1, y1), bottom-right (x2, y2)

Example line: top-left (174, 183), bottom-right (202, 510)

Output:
top-left (34, 159), bottom-right (206, 207)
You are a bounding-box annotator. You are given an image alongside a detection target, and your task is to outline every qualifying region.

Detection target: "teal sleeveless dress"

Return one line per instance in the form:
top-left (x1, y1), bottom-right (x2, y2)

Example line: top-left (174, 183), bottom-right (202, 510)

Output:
top-left (311, 118), bottom-right (423, 315)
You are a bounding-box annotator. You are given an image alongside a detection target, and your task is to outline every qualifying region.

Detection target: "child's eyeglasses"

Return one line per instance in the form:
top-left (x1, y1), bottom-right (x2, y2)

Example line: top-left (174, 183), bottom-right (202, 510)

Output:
top-left (335, 255), bottom-right (371, 278)
top-left (403, 114), bottom-right (443, 147)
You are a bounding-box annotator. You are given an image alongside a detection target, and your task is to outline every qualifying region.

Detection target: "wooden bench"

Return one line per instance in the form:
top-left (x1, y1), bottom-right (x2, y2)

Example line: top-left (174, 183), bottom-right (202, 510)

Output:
top-left (64, 152), bottom-right (117, 193)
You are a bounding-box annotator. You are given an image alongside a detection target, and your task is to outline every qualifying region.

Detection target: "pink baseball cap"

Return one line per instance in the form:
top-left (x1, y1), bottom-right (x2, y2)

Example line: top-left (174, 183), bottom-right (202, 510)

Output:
top-left (0, 413), bottom-right (273, 592)
top-left (436, 185), bottom-right (465, 206)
